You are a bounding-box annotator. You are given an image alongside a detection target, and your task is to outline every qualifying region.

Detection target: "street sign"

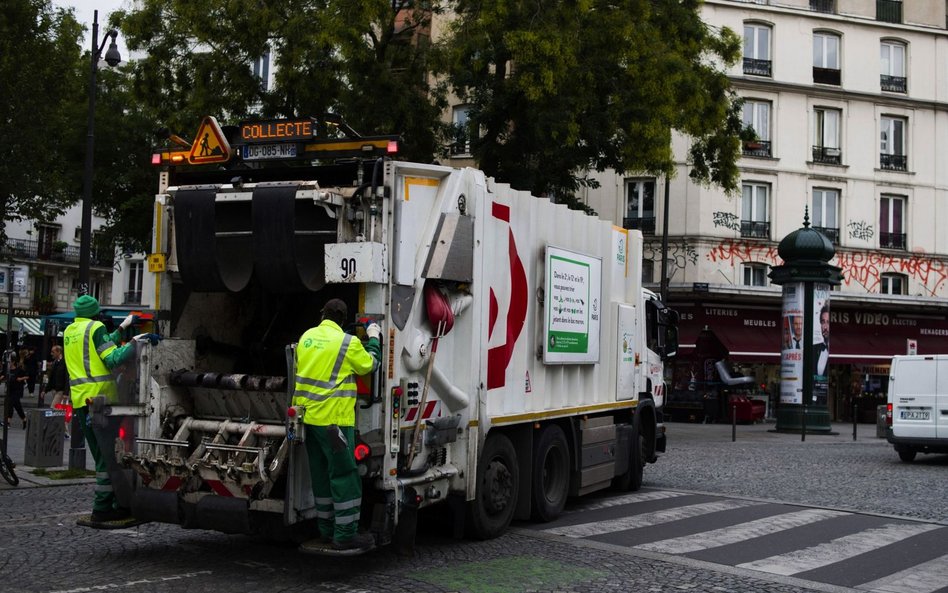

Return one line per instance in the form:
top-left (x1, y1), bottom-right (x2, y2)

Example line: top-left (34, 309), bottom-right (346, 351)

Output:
top-left (906, 338), bottom-right (917, 355)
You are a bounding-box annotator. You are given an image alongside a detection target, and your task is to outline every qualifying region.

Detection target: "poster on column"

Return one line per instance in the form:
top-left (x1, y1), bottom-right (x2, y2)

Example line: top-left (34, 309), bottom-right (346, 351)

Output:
top-left (813, 284), bottom-right (830, 407)
top-left (780, 283), bottom-right (804, 404)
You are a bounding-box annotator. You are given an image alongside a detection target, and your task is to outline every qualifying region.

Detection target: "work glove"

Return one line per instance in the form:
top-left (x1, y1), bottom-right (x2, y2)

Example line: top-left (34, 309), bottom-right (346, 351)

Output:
top-left (135, 333), bottom-right (162, 346)
top-left (365, 323), bottom-right (382, 340)
top-left (119, 314), bottom-right (138, 330)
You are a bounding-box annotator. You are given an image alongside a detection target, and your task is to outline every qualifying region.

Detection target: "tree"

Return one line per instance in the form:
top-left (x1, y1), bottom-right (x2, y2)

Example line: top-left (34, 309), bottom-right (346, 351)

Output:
top-left (114, 0), bottom-right (447, 162)
top-left (434, 0), bottom-right (744, 198)
top-left (0, 0), bottom-right (85, 245)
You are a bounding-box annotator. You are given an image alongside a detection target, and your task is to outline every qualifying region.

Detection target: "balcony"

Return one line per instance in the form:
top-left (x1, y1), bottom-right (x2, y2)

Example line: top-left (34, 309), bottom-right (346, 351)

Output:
top-left (124, 290), bottom-right (143, 305)
top-left (880, 232), bottom-right (906, 250)
top-left (881, 75), bottom-right (907, 93)
top-left (810, 0), bottom-right (835, 13)
top-left (812, 146), bottom-right (842, 165)
top-left (813, 67), bottom-right (840, 86)
top-left (876, 0), bottom-right (902, 23)
top-left (449, 124), bottom-right (471, 156)
top-left (880, 153), bottom-right (907, 171)
top-left (622, 216), bottom-right (656, 235)
top-left (0, 238), bottom-right (113, 268)
top-left (743, 140), bottom-right (771, 158)
top-left (743, 58), bottom-right (771, 77)
top-left (740, 220), bottom-right (770, 239)
top-left (813, 226), bottom-right (839, 244)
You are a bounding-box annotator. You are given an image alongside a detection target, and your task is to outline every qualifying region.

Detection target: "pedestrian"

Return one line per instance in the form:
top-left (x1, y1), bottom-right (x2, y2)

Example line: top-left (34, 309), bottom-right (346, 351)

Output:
top-left (64, 295), bottom-right (150, 523)
top-left (46, 345), bottom-right (69, 436)
top-left (294, 299), bottom-right (381, 551)
top-left (25, 347), bottom-right (38, 397)
top-left (5, 350), bottom-right (29, 428)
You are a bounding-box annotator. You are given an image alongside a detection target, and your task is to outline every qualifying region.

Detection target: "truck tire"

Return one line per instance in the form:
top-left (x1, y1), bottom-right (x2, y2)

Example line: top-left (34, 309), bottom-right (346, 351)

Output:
top-left (612, 420), bottom-right (644, 492)
top-left (897, 447), bottom-right (917, 462)
top-left (531, 425), bottom-right (570, 522)
top-left (467, 433), bottom-right (519, 540)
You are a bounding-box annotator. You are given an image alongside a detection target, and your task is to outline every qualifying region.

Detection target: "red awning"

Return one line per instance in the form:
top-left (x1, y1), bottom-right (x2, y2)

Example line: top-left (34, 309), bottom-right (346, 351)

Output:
top-left (828, 331), bottom-right (948, 365)
top-left (679, 326), bottom-right (781, 363)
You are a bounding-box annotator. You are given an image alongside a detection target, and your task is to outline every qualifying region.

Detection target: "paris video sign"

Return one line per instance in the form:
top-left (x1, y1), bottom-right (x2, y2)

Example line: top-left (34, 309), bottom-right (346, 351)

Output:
top-left (543, 246), bottom-right (602, 364)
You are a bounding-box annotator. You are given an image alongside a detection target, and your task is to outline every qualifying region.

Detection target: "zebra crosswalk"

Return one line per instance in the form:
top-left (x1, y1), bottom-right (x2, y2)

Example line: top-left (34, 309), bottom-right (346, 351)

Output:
top-left (533, 489), bottom-right (948, 593)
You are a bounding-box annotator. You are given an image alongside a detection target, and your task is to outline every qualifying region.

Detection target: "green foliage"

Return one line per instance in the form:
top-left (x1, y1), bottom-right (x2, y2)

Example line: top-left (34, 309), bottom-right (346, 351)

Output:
top-left (114, 0), bottom-right (447, 162)
top-left (434, 0), bottom-right (743, 198)
top-left (0, 0), bottom-right (85, 244)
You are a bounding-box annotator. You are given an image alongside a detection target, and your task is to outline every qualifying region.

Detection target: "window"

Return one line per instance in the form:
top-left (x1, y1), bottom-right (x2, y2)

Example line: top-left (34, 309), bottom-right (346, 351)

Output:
top-left (876, 0), bottom-right (902, 23)
top-left (810, 0), bottom-right (835, 13)
top-left (72, 279), bottom-right (101, 301)
top-left (642, 259), bottom-right (654, 284)
top-left (253, 46), bottom-right (271, 92)
top-left (880, 116), bottom-right (907, 171)
top-left (812, 189), bottom-right (839, 244)
top-left (880, 273), bottom-right (906, 295)
top-left (880, 41), bottom-right (907, 93)
top-left (742, 263), bottom-right (769, 287)
top-left (743, 23), bottom-right (772, 76)
top-left (33, 275), bottom-right (55, 313)
top-left (37, 224), bottom-right (60, 259)
top-left (813, 32), bottom-right (841, 85)
top-left (451, 105), bottom-right (471, 156)
top-left (879, 195), bottom-right (906, 249)
top-left (812, 108), bottom-right (841, 164)
top-left (742, 100), bottom-right (771, 157)
top-left (624, 179), bottom-right (656, 235)
top-left (125, 261), bottom-right (144, 305)
top-left (741, 183), bottom-right (770, 239)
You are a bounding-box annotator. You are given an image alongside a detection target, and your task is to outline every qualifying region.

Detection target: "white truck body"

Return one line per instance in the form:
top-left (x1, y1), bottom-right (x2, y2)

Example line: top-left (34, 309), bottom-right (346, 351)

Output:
top-left (119, 142), bottom-right (677, 547)
top-left (886, 355), bottom-right (948, 462)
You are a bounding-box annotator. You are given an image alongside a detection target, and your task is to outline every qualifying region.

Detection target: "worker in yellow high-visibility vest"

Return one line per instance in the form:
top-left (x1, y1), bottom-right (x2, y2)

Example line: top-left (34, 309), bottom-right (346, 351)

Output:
top-left (64, 295), bottom-right (157, 523)
top-left (294, 299), bottom-right (380, 551)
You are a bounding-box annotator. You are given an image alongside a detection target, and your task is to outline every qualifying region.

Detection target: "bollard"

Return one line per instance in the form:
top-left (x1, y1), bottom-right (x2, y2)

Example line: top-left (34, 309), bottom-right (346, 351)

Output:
top-left (732, 404), bottom-right (737, 442)
top-left (852, 400), bottom-right (857, 441)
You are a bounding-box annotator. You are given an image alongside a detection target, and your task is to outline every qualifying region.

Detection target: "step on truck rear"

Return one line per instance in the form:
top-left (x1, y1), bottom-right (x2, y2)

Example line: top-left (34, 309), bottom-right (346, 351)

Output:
top-left (117, 117), bottom-right (679, 548)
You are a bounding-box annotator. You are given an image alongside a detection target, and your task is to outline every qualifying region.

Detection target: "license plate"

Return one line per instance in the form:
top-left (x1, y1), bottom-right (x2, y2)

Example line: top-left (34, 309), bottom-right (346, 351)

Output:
top-left (241, 143), bottom-right (298, 161)
top-left (899, 410), bottom-right (930, 420)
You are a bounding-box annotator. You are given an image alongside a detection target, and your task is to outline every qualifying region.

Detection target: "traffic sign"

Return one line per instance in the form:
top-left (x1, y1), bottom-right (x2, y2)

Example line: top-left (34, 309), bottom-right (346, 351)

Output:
top-left (188, 116), bottom-right (231, 164)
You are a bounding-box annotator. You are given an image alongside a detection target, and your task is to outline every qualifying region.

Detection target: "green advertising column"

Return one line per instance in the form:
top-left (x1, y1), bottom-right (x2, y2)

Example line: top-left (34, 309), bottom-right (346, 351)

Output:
top-left (768, 211), bottom-right (842, 435)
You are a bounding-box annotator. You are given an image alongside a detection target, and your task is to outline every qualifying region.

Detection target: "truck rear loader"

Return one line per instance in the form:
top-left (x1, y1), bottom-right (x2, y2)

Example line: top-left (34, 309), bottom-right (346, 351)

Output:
top-left (107, 116), bottom-right (679, 551)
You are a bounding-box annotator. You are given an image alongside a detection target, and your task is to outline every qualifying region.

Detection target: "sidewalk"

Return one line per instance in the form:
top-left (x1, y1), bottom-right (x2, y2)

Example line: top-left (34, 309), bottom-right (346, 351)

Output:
top-left (666, 417), bottom-right (887, 444)
top-left (1, 391), bottom-right (96, 489)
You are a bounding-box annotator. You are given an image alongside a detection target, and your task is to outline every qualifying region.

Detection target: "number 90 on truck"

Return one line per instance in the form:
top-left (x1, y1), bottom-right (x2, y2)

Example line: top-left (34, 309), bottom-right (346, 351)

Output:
top-left (119, 116), bottom-right (679, 553)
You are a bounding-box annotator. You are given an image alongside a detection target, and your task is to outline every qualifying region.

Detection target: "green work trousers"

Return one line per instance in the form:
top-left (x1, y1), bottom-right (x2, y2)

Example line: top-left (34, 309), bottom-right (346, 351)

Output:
top-left (304, 424), bottom-right (361, 542)
top-left (76, 407), bottom-right (119, 513)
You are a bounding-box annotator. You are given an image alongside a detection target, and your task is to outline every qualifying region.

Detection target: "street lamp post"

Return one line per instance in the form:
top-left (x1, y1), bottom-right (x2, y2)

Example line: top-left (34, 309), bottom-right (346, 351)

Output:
top-left (72, 10), bottom-right (120, 470)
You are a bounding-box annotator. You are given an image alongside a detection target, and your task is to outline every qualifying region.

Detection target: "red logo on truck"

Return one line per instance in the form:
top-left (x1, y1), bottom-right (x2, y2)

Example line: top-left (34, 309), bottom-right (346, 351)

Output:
top-left (487, 202), bottom-right (528, 389)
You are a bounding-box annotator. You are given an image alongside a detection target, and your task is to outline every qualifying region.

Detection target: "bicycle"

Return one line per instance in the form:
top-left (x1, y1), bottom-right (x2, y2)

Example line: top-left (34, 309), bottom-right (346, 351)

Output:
top-left (0, 437), bottom-right (18, 486)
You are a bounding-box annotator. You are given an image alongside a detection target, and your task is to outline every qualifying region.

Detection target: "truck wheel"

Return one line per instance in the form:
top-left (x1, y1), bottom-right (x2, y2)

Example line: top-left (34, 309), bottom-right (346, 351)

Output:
top-left (898, 448), bottom-right (917, 462)
top-left (467, 433), bottom-right (519, 540)
top-left (531, 425), bottom-right (569, 522)
top-left (612, 421), bottom-right (644, 492)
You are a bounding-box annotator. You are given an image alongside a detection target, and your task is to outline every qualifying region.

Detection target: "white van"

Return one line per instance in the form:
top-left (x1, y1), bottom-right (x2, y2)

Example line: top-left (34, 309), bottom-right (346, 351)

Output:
top-left (886, 355), bottom-right (948, 462)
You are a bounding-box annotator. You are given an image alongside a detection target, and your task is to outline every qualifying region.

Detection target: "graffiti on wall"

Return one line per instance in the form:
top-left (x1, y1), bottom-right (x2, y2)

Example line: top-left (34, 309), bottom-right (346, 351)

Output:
top-left (644, 239), bottom-right (699, 278)
top-left (712, 211), bottom-right (741, 231)
top-left (705, 238), bottom-right (948, 296)
top-left (847, 221), bottom-right (874, 241)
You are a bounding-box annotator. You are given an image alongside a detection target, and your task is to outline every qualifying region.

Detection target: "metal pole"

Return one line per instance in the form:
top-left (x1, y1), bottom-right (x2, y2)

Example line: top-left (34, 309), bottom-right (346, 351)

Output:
top-left (78, 10), bottom-right (101, 297)
top-left (802, 280), bottom-right (814, 442)
top-left (852, 399), bottom-right (857, 441)
top-left (660, 175), bottom-right (671, 303)
top-left (1, 264), bottom-right (13, 460)
top-left (731, 402), bottom-right (736, 442)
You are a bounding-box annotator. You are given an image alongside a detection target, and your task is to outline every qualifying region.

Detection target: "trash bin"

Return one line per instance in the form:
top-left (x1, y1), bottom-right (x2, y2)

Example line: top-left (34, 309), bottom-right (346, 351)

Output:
top-left (24, 408), bottom-right (66, 467)
top-left (876, 404), bottom-right (888, 438)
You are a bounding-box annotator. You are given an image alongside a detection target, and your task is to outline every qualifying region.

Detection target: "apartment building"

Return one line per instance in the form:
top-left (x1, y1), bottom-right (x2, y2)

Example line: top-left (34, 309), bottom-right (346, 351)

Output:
top-left (580, 0), bottom-right (948, 419)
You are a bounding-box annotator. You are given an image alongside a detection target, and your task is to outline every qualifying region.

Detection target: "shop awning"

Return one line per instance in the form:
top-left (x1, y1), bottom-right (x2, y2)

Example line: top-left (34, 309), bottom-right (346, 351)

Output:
top-left (679, 326), bottom-right (781, 363)
top-left (0, 315), bottom-right (42, 335)
top-left (41, 309), bottom-right (154, 333)
top-left (828, 331), bottom-right (948, 365)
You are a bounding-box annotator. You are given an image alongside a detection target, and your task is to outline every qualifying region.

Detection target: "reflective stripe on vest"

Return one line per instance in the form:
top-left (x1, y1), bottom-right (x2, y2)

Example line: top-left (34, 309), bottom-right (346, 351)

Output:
top-left (64, 318), bottom-right (117, 409)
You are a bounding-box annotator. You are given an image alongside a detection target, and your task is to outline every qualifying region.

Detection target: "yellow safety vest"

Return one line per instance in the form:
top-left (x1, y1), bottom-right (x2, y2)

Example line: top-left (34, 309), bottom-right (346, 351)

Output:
top-left (293, 320), bottom-right (378, 426)
top-left (64, 318), bottom-right (118, 409)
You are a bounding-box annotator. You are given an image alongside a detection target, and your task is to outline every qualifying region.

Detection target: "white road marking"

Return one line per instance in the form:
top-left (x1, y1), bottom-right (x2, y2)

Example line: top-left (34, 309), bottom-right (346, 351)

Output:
top-left (636, 508), bottom-right (849, 554)
top-left (737, 523), bottom-right (943, 576)
top-left (46, 570), bottom-right (213, 593)
top-left (544, 499), bottom-right (763, 538)
top-left (856, 552), bottom-right (948, 593)
top-left (563, 490), bottom-right (690, 514)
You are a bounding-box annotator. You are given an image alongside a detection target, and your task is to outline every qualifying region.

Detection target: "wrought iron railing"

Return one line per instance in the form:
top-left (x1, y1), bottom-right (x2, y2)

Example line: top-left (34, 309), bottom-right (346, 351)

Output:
top-left (743, 140), bottom-right (772, 158)
top-left (743, 58), bottom-right (772, 77)
top-left (880, 75), bottom-right (907, 93)
top-left (810, 0), bottom-right (836, 13)
top-left (812, 145), bottom-right (842, 164)
top-left (813, 67), bottom-right (841, 85)
top-left (880, 232), bottom-right (907, 249)
top-left (876, 0), bottom-right (902, 23)
top-left (740, 220), bottom-right (770, 239)
top-left (880, 153), bottom-right (907, 171)
top-left (449, 124), bottom-right (471, 156)
top-left (124, 290), bottom-right (143, 305)
top-left (0, 238), bottom-right (113, 267)
top-left (622, 216), bottom-right (656, 235)
top-left (813, 226), bottom-right (839, 244)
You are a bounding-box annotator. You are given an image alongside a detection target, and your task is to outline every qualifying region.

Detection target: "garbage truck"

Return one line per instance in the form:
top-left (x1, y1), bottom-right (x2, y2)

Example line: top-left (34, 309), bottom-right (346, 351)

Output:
top-left (113, 115), bottom-right (678, 550)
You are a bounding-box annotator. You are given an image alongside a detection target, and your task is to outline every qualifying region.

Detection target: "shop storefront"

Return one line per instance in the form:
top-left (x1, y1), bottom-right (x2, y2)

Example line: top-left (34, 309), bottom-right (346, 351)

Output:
top-left (669, 300), bottom-right (948, 421)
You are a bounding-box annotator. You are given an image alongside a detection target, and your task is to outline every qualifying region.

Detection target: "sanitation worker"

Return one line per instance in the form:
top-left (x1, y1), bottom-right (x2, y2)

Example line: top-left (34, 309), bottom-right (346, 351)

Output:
top-left (64, 295), bottom-right (155, 523)
top-left (294, 298), bottom-right (381, 551)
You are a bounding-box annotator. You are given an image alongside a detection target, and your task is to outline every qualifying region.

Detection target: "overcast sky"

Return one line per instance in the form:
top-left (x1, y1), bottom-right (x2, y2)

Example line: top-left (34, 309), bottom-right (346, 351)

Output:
top-left (53, 0), bottom-right (130, 55)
